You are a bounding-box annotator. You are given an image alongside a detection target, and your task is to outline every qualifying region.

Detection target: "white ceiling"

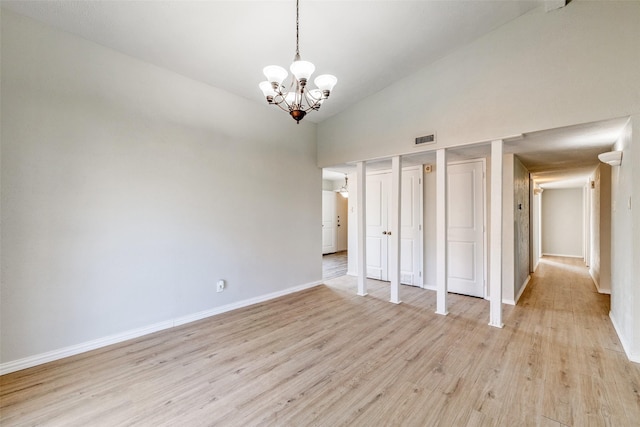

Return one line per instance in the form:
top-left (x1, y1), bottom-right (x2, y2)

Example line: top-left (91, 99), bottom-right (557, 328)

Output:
top-left (1, 0), bottom-right (542, 123)
top-left (4, 0), bottom-right (626, 188)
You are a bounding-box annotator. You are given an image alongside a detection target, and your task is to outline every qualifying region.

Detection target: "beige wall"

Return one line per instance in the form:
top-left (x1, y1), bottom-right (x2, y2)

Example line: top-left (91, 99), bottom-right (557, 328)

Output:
top-left (589, 164), bottom-right (612, 294)
top-left (1, 11), bottom-right (320, 367)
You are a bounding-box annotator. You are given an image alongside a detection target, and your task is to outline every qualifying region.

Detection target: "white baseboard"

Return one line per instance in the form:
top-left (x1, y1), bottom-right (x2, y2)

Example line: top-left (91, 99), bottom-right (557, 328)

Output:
top-left (515, 275), bottom-right (531, 304)
top-left (502, 298), bottom-right (516, 306)
top-left (422, 283), bottom-right (436, 291)
top-left (589, 269), bottom-right (599, 289)
top-left (0, 320), bottom-right (175, 376)
top-left (609, 312), bottom-right (640, 364)
top-left (541, 253), bottom-right (583, 259)
top-left (0, 280), bottom-right (322, 376)
top-left (589, 270), bottom-right (611, 295)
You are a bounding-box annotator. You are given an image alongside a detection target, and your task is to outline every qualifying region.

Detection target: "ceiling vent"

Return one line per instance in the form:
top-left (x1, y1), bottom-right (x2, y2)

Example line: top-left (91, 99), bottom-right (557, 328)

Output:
top-left (415, 133), bottom-right (436, 145)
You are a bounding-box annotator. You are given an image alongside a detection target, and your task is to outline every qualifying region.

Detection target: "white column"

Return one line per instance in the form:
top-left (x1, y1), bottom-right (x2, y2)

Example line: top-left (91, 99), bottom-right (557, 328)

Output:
top-left (489, 140), bottom-right (504, 328)
top-left (357, 161), bottom-right (368, 296)
top-left (389, 156), bottom-right (402, 304)
top-left (436, 149), bottom-right (448, 315)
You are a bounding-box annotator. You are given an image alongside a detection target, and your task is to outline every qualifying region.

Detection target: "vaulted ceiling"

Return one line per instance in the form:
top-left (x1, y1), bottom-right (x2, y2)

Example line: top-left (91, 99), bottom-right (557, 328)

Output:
top-left (1, 0), bottom-right (542, 122)
top-left (3, 1), bottom-right (628, 187)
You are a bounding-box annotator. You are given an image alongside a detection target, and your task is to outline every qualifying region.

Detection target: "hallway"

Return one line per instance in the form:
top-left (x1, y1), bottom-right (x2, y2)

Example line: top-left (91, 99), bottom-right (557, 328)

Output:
top-left (323, 255), bottom-right (639, 425)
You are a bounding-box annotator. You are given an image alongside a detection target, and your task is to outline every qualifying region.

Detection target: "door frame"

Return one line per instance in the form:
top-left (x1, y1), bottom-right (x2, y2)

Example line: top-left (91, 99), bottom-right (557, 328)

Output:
top-left (447, 158), bottom-right (487, 298)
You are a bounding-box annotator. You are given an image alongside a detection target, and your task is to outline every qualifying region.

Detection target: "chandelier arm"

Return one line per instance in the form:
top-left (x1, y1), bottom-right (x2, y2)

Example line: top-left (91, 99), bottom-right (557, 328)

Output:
top-left (272, 93), bottom-right (293, 111)
top-left (301, 90), bottom-right (321, 112)
top-left (274, 102), bottom-right (293, 113)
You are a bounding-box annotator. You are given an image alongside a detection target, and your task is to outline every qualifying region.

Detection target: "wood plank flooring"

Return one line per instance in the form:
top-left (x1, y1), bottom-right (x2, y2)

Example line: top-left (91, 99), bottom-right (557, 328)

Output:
top-left (2, 256), bottom-right (639, 426)
top-left (322, 250), bottom-right (348, 280)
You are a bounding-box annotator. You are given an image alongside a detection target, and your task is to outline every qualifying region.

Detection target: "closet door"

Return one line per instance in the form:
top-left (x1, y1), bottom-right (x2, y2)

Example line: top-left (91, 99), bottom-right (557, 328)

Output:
top-left (400, 168), bottom-right (422, 286)
top-left (365, 168), bottom-right (423, 284)
top-left (447, 160), bottom-right (485, 297)
top-left (365, 173), bottom-right (389, 280)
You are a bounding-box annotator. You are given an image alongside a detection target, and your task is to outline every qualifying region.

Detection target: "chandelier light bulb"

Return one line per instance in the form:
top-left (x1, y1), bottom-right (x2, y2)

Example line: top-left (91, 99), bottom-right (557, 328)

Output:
top-left (263, 65), bottom-right (288, 87)
top-left (285, 91), bottom-right (298, 107)
top-left (314, 74), bottom-right (338, 96)
top-left (290, 60), bottom-right (315, 84)
top-left (259, 81), bottom-right (276, 99)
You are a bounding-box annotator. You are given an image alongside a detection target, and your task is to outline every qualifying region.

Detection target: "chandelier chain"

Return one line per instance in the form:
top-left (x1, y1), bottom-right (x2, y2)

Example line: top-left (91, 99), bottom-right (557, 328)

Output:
top-left (295, 0), bottom-right (300, 58)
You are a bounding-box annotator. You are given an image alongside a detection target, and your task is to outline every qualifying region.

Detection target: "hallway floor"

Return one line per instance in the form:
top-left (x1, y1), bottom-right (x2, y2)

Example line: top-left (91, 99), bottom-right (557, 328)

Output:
top-left (322, 250), bottom-right (347, 280)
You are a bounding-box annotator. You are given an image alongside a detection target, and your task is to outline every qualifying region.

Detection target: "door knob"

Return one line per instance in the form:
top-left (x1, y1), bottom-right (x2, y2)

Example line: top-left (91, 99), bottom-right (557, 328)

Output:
top-left (387, 231), bottom-right (392, 235)
top-left (382, 231), bottom-right (387, 235)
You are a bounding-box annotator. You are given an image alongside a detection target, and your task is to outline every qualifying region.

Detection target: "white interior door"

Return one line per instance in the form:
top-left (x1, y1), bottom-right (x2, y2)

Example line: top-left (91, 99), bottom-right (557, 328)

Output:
top-left (400, 168), bottom-right (422, 286)
top-left (366, 174), bottom-right (389, 280)
top-left (322, 190), bottom-right (337, 254)
top-left (447, 160), bottom-right (485, 297)
top-left (366, 168), bottom-right (422, 284)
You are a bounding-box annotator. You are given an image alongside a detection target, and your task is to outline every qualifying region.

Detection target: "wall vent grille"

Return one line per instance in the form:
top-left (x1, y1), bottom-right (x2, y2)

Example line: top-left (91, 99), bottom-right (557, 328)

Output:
top-left (415, 134), bottom-right (436, 145)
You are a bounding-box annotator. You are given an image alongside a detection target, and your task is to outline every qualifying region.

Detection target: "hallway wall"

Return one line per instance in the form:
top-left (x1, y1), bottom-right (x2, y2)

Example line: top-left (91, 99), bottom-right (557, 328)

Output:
top-left (610, 118), bottom-right (638, 361)
top-left (542, 188), bottom-right (584, 258)
top-left (589, 164), bottom-right (612, 294)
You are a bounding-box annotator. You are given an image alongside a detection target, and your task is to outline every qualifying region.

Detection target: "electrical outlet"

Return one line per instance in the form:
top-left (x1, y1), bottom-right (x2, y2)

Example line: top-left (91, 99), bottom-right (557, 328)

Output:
top-left (216, 280), bottom-right (225, 293)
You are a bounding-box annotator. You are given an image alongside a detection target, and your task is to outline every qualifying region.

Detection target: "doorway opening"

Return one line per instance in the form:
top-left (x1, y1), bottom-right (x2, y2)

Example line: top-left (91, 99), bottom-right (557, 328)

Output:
top-left (322, 169), bottom-right (351, 280)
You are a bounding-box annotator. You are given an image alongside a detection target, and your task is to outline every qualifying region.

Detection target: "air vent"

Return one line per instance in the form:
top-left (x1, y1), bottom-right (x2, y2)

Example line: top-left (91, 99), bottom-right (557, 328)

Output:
top-left (415, 133), bottom-right (436, 145)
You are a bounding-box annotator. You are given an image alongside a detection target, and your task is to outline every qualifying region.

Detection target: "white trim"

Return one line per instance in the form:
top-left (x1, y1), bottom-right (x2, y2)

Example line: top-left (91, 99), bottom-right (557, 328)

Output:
top-left (609, 312), bottom-right (640, 364)
top-left (502, 298), bottom-right (516, 306)
top-left (435, 148), bottom-right (448, 316)
top-left (388, 156), bottom-right (402, 304)
top-left (489, 140), bottom-right (503, 328)
top-left (589, 270), bottom-right (611, 295)
top-left (514, 275), bottom-right (531, 304)
top-left (423, 283), bottom-right (436, 291)
top-left (541, 253), bottom-right (583, 258)
top-left (0, 320), bottom-right (174, 376)
top-left (0, 280), bottom-right (322, 375)
top-left (365, 165), bottom-right (422, 177)
top-left (356, 161), bottom-right (368, 296)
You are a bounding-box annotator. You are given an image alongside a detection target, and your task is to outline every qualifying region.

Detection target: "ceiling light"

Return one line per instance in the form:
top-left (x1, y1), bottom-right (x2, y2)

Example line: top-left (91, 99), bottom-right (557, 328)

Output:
top-left (597, 150), bottom-right (623, 166)
top-left (336, 174), bottom-right (349, 198)
top-left (259, 0), bottom-right (337, 124)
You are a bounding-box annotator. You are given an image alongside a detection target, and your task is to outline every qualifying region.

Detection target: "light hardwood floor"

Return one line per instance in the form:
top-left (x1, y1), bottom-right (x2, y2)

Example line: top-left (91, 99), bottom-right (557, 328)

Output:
top-left (2, 257), bottom-right (639, 426)
top-left (322, 250), bottom-right (348, 280)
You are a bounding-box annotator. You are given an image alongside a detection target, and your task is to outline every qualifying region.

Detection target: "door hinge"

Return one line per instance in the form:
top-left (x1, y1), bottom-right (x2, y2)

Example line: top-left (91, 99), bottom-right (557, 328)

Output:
top-left (419, 178), bottom-right (422, 185)
top-left (419, 271), bottom-right (422, 277)
top-left (419, 224), bottom-right (422, 231)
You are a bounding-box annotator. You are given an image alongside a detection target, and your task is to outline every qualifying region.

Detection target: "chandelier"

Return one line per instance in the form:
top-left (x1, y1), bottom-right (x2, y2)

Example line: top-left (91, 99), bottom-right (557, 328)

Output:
top-left (259, 0), bottom-right (337, 124)
top-left (336, 174), bottom-right (349, 198)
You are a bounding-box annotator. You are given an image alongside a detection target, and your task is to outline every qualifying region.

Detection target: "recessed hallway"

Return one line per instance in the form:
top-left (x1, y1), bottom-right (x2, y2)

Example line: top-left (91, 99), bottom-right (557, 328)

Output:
top-left (1, 257), bottom-right (638, 426)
